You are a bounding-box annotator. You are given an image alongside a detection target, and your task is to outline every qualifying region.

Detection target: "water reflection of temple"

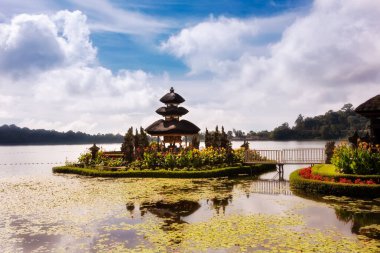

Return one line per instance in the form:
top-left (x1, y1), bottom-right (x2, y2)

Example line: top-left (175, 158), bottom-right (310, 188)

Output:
top-left (208, 196), bottom-right (233, 215)
top-left (139, 200), bottom-right (200, 226)
top-left (355, 94), bottom-right (380, 144)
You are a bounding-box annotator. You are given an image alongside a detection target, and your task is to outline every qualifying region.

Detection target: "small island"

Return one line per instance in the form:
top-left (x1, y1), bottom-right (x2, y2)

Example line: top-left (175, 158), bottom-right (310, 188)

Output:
top-left (54, 93), bottom-right (380, 200)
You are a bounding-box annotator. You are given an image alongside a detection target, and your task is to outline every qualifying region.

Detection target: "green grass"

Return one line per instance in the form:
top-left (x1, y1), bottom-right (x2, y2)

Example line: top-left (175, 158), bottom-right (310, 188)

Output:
top-left (53, 164), bottom-right (276, 178)
top-left (290, 167), bottom-right (380, 198)
top-left (312, 164), bottom-right (341, 176)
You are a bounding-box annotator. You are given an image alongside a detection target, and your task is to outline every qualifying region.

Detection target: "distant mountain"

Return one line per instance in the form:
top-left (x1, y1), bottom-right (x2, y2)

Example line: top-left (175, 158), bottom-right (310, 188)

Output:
top-left (0, 124), bottom-right (123, 145)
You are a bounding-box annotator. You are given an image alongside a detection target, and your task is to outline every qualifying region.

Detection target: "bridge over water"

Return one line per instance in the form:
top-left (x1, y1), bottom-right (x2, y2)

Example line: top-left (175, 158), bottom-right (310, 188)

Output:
top-left (244, 148), bottom-right (326, 180)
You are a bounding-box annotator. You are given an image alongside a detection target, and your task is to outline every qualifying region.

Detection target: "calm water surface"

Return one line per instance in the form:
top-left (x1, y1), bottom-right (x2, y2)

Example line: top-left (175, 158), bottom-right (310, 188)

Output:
top-left (0, 141), bottom-right (379, 252)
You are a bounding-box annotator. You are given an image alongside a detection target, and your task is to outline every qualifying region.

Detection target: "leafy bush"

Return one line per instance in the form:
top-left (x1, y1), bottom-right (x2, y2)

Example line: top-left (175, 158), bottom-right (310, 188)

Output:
top-left (137, 146), bottom-right (246, 171)
top-left (331, 142), bottom-right (380, 175)
top-left (78, 152), bottom-right (92, 166)
top-left (290, 169), bottom-right (380, 198)
top-left (77, 144), bottom-right (262, 172)
top-left (325, 141), bottom-right (335, 164)
top-left (298, 167), bottom-right (378, 184)
top-left (106, 158), bottom-right (123, 167)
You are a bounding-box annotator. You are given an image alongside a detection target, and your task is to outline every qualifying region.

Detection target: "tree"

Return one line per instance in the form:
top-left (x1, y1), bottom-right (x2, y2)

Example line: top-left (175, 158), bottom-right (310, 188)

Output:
top-left (191, 134), bottom-right (200, 149)
top-left (134, 127), bottom-right (149, 160)
top-left (212, 126), bottom-right (221, 148)
top-left (247, 130), bottom-right (256, 138)
top-left (271, 123), bottom-right (293, 140)
top-left (341, 103), bottom-right (353, 112)
top-left (139, 127), bottom-right (149, 148)
top-left (233, 128), bottom-right (245, 138)
top-left (320, 125), bottom-right (332, 139)
top-left (121, 127), bottom-right (134, 162)
top-left (134, 128), bottom-right (139, 150)
top-left (294, 114), bottom-right (304, 129)
top-left (220, 126), bottom-right (230, 149)
top-left (205, 128), bottom-right (212, 148)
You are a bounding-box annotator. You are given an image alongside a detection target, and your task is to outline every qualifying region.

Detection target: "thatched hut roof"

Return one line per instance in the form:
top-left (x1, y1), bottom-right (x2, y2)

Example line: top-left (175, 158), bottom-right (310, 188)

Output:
top-left (145, 119), bottom-right (200, 136)
top-left (355, 94), bottom-right (380, 118)
top-left (156, 106), bottom-right (188, 116)
top-left (160, 87), bottom-right (185, 104)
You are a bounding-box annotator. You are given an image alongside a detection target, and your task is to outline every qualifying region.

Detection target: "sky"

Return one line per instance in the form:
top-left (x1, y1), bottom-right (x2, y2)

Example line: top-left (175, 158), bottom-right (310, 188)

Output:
top-left (0, 0), bottom-right (379, 134)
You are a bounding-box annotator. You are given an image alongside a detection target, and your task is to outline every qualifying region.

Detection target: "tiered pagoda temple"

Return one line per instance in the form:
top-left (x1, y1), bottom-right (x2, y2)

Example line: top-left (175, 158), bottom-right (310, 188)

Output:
top-left (145, 87), bottom-right (200, 147)
top-left (355, 94), bottom-right (380, 144)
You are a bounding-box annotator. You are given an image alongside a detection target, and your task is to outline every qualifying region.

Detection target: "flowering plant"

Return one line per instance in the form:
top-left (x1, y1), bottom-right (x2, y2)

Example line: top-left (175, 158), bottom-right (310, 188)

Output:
top-left (331, 142), bottom-right (380, 175)
top-left (298, 167), bottom-right (377, 185)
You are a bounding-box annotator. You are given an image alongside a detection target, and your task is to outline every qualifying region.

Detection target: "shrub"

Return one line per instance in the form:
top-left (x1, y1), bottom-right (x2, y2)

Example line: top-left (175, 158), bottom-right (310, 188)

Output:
top-left (298, 167), bottom-right (379, 185)
top-left (78, 152), bottom-right (92, 166)
top-left (106, 158), bottom-right (123, 167)
top-left (137, 146), bottom-right (245, 170)
top-left (325, 141), bottom-right (335, 164)
top-left (290, 169), bottom-right (380, 198)
top-left (77, 144), bottom-right (261, 171)
top-left (331, 142), bottom-right (380, 175)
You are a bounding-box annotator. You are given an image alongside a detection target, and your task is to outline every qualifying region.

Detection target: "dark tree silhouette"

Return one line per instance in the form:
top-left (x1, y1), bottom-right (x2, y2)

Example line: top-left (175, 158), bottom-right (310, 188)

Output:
top-left (0, 124), bottom-right (123, 145)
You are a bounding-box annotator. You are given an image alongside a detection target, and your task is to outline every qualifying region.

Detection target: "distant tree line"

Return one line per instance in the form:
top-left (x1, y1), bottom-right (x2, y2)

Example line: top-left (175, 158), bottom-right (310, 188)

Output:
top-left (217, 103), bottom-right (368, 141)
top-left (0, 103), bottom-right (369, 145)
top-left (0, 124), bottom-right (123, 145)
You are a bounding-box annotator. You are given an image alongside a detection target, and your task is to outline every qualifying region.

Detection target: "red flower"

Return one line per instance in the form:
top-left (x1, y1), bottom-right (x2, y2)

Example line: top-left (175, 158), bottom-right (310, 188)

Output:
top-left (366, 179), bottom-right (375, 185)
top-left (339, 178), bottom-right (352, 184)
top-left (298, 167), bottom-right (378, 185)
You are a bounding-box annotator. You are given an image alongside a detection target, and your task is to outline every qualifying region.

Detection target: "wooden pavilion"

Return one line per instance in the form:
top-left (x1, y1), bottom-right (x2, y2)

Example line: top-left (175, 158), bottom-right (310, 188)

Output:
top-left (145, 87), bottom-right (200, 147)
top-left (355, 94), bottom-right (380, 144)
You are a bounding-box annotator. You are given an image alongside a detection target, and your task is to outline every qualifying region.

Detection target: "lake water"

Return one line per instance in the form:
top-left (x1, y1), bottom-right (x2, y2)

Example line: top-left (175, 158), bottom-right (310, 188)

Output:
top-left (0, 141), bottom-right (379, 252)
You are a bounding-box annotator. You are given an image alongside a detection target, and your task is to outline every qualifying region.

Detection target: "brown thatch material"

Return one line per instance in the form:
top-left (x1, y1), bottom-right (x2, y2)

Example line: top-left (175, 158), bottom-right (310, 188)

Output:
top-left (355, 94), bottom-right (380, 118)
top-left (160, 87), bottom-right (185, 104)
top-left (145, 119), bottom-right (200, 135)
top-left (156, 106), bottom-right (188, 116)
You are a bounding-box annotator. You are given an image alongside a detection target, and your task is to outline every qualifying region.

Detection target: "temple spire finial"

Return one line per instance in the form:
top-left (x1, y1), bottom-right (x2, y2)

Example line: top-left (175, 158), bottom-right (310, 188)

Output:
top-left (170, 87), bottom-right (174, 93)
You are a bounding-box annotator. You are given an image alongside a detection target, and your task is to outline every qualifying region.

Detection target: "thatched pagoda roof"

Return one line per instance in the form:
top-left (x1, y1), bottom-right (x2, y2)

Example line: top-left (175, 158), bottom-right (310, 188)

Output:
top-left (156, 106), bottom-right (188, 116)
top-left (355, 94), bottom-right (380, 118)
top-left (145, 119), bottom-right (200, 136)
top-left (160, 87), bottom-right (185, 104)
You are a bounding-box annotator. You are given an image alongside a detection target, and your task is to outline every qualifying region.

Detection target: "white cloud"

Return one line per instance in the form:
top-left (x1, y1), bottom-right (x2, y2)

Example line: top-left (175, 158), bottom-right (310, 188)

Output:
top-left (0, 11), bottom-right (96, 76)
top-left (0, 13), bottom-right (64, 75)
top-left (0, 11), bottom-right (158, 134)
top-left (0, 0), bottom-right (171, 36)
top-left (53, 10), bottom-right (97, 66)
top-left (161, 14), bottom-right (296, 75)
top-left (67, 0), bottom-right (171, 35)
top-left (1, 0), bottom-right (380, 135)
top-left (163, 0), bottom-right (380, 131)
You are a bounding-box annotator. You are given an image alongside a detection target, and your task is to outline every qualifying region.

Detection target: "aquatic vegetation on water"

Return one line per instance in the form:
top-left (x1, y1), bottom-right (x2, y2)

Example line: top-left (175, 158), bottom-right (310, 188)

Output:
top-left (97, 210), bottom-right (379, 252)
top-left (0, 176), bottom-right (379, 252)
